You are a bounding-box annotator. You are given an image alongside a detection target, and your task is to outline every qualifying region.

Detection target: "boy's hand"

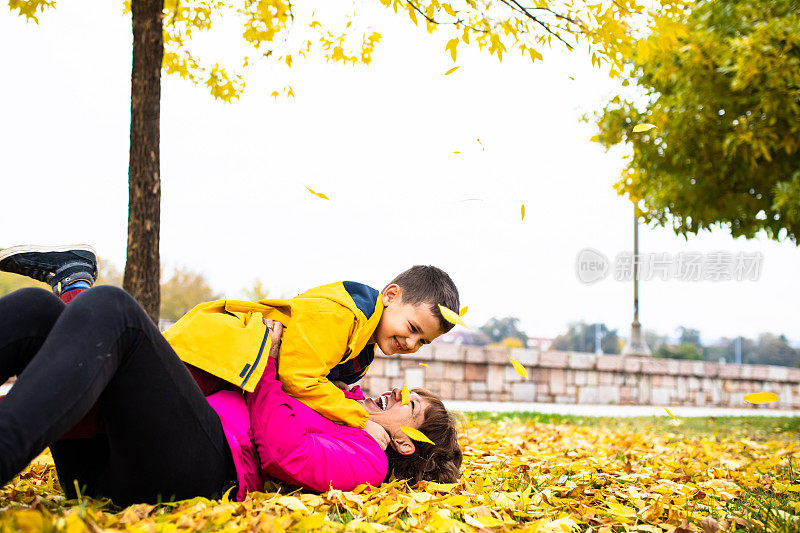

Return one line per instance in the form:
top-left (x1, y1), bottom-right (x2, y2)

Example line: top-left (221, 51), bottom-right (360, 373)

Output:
top-left (363, 420), bottom-right (391, 450)
top-left (263, 318), bottom-right (284, 359)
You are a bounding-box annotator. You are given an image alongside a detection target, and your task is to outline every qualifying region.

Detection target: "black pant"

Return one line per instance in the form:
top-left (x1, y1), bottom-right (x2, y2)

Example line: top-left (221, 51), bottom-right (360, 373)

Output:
top-left (0, 286), bottom-right (236, 506)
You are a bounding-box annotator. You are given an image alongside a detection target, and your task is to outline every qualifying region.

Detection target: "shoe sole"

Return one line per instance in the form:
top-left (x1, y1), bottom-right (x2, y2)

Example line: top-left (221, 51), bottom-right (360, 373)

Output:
top-left (0, 244), bottom-right (98, 263)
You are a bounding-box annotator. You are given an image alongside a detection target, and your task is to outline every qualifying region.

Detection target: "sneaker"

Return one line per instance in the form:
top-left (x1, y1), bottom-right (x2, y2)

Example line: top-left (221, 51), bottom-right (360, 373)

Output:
top-left (0, 244), bottom-right (98, 295)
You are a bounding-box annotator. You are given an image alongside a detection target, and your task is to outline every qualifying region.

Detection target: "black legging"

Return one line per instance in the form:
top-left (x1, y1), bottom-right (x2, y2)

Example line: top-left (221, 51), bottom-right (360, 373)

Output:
top-left (0, 286), bottom-right (236, 506)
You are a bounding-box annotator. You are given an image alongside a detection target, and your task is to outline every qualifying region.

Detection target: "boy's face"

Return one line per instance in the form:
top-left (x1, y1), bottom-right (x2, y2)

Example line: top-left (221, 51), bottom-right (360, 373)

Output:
top-left (370, 284), bottom-right (443, 356)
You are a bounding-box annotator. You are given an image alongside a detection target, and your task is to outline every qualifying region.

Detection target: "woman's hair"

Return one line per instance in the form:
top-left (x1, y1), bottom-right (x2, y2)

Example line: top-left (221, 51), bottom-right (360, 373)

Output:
top-left (384, 389), bottom-right (462, 484)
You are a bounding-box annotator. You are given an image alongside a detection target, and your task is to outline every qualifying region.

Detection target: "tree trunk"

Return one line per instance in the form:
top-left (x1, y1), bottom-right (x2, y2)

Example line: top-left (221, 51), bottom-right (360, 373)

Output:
top-left (124, 0), bottom-right (163, 323)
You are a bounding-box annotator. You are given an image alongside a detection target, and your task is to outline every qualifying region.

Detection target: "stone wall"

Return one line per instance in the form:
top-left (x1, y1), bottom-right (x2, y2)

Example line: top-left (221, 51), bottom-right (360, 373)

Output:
top-left (359, 344), bottom-right (800, 409)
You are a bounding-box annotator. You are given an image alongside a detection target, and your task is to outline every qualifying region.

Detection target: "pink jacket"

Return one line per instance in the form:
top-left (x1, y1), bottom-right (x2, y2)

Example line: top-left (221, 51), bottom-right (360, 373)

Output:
top-left (205, 358), bottom-right (387, 501)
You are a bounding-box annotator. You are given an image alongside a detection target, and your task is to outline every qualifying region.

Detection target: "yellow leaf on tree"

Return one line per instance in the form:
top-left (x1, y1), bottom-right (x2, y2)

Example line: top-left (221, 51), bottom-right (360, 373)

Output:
top-left (401, 426), bottom-right (434, 445)
top-left (508, 355), bottom-right (528, 378)
top-left (744, 391), bottom-right (779, 404)
top-left (401, 384), bottom-right (410, 405)
top-left (459, 306), bottom-right (468, 316)
top-left (305, 186), bottom-right (329, 200)
top-left (438, 304), bottom-right (469, 328)
top-left (632, 123), bottom-right (657, 133)
top-left (445, 38), bottom-right (459, 62)
top-left (445, 66), bottom-right (460, 75)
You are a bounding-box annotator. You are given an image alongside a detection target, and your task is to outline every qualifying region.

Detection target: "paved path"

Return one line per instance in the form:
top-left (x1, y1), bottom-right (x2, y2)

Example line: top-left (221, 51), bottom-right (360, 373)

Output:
top-left (444, 400), bottom-right (799, 417)
top-left (3, 383), bottom-right (796, 417)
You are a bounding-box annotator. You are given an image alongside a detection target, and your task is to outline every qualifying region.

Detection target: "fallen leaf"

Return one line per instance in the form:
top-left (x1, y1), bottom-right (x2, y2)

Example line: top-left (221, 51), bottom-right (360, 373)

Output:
top-left (400, 426), bottom-right (434, 445)
top-left (700, 516), bottom-right (720, 533)
top-left (508, 355), bottom-right (528, 378)
top-left (743, 392), bottom-right (779, 404)
top-left (632, 123), bottom-right (657, 133)
top-left (438, 304), bottom-right (469, 328)
top-left (670, 519), bottom-right (697, 533)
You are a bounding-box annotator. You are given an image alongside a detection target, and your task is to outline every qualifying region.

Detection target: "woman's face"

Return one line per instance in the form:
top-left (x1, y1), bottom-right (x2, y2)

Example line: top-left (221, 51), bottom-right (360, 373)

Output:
top-left (360, 387), bottom-right (430, 431)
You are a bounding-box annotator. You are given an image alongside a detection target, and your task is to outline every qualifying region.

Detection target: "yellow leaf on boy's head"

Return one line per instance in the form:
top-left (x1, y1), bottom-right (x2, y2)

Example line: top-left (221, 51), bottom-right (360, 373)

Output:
top-left (305, 186), bottom-right (330, 200)
top-left (459, 306), bottom-right (468, 316)
top-left (521, 204), bottom-right (525, 221)
top-left (744, 392), bottom-right (779, 404)
top-left (401, 426), bottom-right (434, 445)
top-left (438, 304), bottom-right (469, 329)
top-left (632, 123), bottom-right (657, 133)
top-left (401, 384), bottom-right (410, 405)
top-left (508, 355), bottom-right (528, 378)
top-left (418, 362), bottom-right (430, 368)
top-left (444, 66), bottom-right (460, 75)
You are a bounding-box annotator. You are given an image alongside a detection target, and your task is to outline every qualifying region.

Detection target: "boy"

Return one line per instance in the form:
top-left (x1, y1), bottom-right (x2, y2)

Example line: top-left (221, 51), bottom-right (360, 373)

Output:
top-left (0, 245), bottom-right (460, 428)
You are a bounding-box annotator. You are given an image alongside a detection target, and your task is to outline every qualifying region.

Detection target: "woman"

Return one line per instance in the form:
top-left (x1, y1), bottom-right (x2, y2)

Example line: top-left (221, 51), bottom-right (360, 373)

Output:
top-left (0, 285), bottom-right (462, 506)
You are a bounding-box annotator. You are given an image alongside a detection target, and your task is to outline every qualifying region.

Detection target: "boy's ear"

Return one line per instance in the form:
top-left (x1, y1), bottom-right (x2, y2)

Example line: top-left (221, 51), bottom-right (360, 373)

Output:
top-left (390, 431), bottom-right (416, 456)
top-left (382, 284), bottom-right (401, 305)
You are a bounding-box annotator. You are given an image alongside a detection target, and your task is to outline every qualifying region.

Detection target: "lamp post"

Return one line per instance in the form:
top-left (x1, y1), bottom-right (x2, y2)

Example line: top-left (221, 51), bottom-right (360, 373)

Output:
top-left (622, 205), bottom-right (651, 356)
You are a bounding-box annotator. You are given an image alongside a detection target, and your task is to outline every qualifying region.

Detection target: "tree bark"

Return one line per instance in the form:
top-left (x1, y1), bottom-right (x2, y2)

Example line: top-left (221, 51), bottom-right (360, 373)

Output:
top-left (124, 0), bottom-right (163, 323)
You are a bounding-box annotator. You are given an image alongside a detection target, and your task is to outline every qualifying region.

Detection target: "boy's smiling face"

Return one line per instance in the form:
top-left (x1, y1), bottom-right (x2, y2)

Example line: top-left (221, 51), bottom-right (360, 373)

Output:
top-left (370, 284), bottom-right (443, 356)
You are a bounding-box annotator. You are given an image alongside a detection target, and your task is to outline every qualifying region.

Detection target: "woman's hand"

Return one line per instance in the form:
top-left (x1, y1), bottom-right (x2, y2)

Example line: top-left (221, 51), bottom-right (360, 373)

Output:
top-left (363, 420), bottom-right (391, 450)
top-left (263, 318), bottom-right (284, 359)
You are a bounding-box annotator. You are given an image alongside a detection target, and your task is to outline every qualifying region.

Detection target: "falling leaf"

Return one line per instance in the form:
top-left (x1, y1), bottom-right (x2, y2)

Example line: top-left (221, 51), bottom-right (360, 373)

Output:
top-left (270, 91), bottom-right (279, 100)
top-left (418, 362), bottom-right (430, 368)
top-left (452, 151), bottom-right (461, 154)
top-left (744, 392), bottom-right (779, 404)
top-left (305, 186), bottom-right (330, 200)
top-left (438, 304), bottom-right (469, 328)
top-left (400, 426), bottom-right (434, 445)
top-left (401, 384), bottom-right (410, 405)
top-left (521, 204), bottom-right (525, 221)
top-left (568, 75), bottom-right (575, 80)
top-left (508, 355), bottom-right (528, 378)
top-left (632, 123), bottom-right (657, 133)
top-left (665, 408), bottom-right (679, 422)
top-left (459, 198), bottom-right (482, 202)
top-left (476, 138), bottom-right (484, 151)
top-left (444, 66), bottom-right (460, 75)
top-left (459, 306), bottom-right (468, 316)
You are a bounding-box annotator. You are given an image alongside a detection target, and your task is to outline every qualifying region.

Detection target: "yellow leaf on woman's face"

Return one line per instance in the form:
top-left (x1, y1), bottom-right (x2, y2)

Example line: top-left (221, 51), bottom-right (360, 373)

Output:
top-left (632, 123), bottom-right (656, 133)
top-left (438, 304), bottom-right (469, 328)
top-left (521, 204), bottom-right (526, 221)
top-left (418, 363), bottom-right (430, 369)
top-left (305, 186), bottom-right (329, 200)
top-left (401, 384), bottom-right (410, 405)
top-left (459, 306), bottom-right (468, 316)
top-left (665, 408), bottom-right (679, 422)
top-left (744, 392), bottom-right (779, 404)
top-left (401, 426), bottom-right (434, 445)
top-left (508, 355), bottom-right (528, 378)
top-left (445, 66), bottom-right (460, 75)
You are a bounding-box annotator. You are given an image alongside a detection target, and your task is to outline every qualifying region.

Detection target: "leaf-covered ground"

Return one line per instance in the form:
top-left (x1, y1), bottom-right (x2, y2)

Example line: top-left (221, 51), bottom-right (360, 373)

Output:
top-left (1, 414), bottom-right (798, 532)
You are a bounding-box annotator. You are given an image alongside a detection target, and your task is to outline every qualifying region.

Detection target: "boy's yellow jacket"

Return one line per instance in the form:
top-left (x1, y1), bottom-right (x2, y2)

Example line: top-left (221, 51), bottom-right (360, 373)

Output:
top-left (163, 281), bottom-right (383, 428)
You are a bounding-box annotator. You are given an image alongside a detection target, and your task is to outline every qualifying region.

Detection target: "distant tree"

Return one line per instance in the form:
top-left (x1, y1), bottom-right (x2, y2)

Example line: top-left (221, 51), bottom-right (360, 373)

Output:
top-left (160, 266), bottom-right (220, 321)
top-left (242, 278), bottom-right (271, 302)
top-left (552, 322), bottom-right (620, 354)
top-left (479, 317), bottom-right (528, 346)
top-left (747, 333), bottom-right (800, 367)
top-left (678, 327), bottom-right (701, 348)
top-left (644, 329), bottom-right (668, 352)
top-left (655, 342), bottom-right (702, 361)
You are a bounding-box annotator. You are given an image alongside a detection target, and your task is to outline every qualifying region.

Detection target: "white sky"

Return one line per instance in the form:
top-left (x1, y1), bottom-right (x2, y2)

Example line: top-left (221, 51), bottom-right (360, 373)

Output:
top-left (2, 1), bottom-right (798, 345)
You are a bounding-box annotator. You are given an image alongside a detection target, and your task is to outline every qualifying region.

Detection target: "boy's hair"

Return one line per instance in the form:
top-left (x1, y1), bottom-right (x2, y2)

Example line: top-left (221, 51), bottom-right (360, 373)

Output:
top-left (384, 389), bottom-right (462, 484)
top-left (384, 265), bottom-right (460, 334)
